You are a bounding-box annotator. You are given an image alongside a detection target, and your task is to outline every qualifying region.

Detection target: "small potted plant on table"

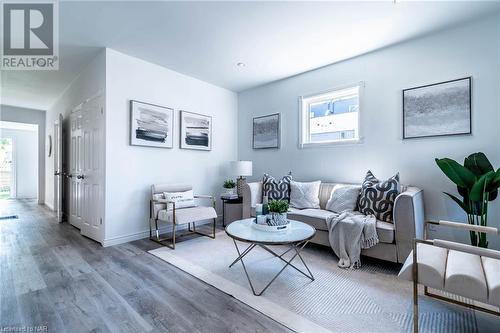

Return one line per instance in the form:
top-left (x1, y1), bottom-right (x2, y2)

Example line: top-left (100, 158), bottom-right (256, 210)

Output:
top-left (267, 200), bottom-right (289, 226)
top-left (223, 179), bottom-right (236, 196)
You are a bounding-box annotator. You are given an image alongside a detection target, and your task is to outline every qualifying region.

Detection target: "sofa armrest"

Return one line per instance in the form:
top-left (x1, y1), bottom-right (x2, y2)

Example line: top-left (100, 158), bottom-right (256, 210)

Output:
top-left (393, 186), bottom-right (425, 263)
top-left (242, 182), bottom-right (263, 218)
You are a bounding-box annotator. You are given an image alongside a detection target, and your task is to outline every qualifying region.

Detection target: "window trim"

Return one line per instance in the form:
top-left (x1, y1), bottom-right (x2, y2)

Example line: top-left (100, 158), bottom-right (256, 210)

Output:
top-left (299, 82), bottom-right (364, 148)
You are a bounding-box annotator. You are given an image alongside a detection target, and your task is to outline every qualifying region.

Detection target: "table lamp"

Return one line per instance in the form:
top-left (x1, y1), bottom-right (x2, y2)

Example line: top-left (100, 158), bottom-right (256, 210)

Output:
top-left (230, 161), bottom-right (253, 196)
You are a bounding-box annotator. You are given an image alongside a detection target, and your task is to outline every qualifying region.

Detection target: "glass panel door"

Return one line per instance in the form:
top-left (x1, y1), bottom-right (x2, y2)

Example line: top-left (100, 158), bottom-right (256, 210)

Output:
top-left (0, 138), bottom-right (13, 199)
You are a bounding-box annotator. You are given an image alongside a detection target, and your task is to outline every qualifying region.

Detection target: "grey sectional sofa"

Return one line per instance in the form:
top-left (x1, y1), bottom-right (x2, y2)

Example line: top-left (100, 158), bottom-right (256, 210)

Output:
top-left (242, 181), bottom-right (425, 263)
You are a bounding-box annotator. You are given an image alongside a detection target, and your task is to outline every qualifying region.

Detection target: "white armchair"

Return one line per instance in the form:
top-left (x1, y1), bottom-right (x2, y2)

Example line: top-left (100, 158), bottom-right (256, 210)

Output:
top-left (149, 183), bottom-right (217, 249)
top-left (398, 220), bottom-right (500, 332)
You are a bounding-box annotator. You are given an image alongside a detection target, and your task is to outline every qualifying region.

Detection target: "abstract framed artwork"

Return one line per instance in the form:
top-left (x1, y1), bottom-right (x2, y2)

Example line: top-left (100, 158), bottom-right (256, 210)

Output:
top-left (180, 111), bottom-right (212, 151)
top-left (403, 77), bottom-right (471, 139)
top-left (253, 113), bottom-right (280, 149)
top-left (130, 100), bottom-right (174, 148)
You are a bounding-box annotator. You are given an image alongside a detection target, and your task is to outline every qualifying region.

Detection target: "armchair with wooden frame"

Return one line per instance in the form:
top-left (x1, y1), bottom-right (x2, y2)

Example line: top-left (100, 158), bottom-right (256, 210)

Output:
top-left (399, 220), bottom-right (500, 332)
top-left (149, 184), bottom-right (217, 249)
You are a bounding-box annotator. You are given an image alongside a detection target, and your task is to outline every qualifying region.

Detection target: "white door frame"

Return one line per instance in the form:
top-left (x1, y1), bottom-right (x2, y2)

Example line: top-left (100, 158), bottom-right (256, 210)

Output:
top-left (54, 113), bottom-right (63, 222)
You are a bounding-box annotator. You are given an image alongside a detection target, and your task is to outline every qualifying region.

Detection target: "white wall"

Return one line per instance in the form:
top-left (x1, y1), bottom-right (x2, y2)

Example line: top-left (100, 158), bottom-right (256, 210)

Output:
top-left (104, 49), bottom-right (238, 245)
top-left (0, 128), bottom-right (38, 198)
top-left (238, 16), bottom-right (500, 249)
top-left (46, 50), bottom-right (106, 209)
top-left (0, 105), bottom-right (45, 203)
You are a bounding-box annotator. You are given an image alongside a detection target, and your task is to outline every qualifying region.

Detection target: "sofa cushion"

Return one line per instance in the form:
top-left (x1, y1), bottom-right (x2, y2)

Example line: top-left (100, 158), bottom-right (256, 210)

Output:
top-left (445, 250), bottom-right (488, 303)
top-left (376, 220), bottom-right (395, 244)
top-left (482, 256), bottom-right (500, 307)
top-left (158, 206), bottom-right (217, 225)
top-left (287, 208), bottom-right (334, 231)
top-left (289, 180), bottom-right (321, 209)
top-left (287, 208), bottom-right (394, 243)
top-left (398, 243), bottom-right (448, 290)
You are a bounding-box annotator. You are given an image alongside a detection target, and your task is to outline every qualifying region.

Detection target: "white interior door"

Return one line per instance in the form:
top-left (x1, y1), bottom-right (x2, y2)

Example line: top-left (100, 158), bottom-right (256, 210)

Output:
top-left (79, 95), bottom-right (104, 242)
top-left (69, 106), bottom-right (83, 229)
top-left (54, 113), bottom-right (63, 222)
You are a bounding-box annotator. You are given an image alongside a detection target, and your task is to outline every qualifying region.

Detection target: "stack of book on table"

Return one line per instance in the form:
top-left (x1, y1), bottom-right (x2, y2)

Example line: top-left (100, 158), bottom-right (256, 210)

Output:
top-left (221, 194), bottom-right (239, 200)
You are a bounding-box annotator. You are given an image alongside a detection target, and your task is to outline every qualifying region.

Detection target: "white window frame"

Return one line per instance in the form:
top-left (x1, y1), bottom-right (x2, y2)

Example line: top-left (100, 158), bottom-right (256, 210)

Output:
top-left (299, 82), bottom-right (364, 148)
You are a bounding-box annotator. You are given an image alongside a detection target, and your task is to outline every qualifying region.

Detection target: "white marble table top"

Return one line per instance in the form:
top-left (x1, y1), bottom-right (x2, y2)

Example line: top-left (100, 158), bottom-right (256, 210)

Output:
top-left (225, 218), bottom-right (316, 244)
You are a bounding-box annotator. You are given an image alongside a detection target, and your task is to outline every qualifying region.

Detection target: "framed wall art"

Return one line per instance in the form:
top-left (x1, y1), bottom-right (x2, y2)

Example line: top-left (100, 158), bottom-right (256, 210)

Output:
top-left (403, 77), bottom-right (471, 139)
top-left (180, 111), bottom-right (212, 151)
top-left (130, 100), bottom-right (174, 148)
top-left (253, 113), bottom-right (280, 149)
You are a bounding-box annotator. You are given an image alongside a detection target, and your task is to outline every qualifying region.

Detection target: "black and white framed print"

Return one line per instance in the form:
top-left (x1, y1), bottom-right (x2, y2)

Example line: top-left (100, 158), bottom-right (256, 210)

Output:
top-left (253, 113), bottom-right (280, 149)
top-left (403, 77), bottom-right (471, 139)
top-left (180, 111), bottom-right (212, 151)
top-left (130, 100), bottom-right (174, 148)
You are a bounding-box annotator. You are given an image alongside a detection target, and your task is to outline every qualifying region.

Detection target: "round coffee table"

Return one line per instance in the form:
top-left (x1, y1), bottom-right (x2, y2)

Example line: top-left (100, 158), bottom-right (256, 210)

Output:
top-left (225, 218), bottom-right (316, 296)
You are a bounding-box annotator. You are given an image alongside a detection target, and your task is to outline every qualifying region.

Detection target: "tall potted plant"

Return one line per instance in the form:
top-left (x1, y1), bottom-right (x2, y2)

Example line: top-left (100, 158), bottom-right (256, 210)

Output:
top-left (435, 152), bottom-right (500, 248)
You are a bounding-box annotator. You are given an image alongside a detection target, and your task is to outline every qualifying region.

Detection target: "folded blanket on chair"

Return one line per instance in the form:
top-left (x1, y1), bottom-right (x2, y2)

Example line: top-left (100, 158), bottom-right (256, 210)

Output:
top-left (326, 211), bottom-right (379, 269)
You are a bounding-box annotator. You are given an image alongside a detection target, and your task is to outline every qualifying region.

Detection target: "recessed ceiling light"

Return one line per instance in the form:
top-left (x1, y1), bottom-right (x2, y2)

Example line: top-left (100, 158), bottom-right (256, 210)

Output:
top-left (236, 62), bottom-right (246, 68)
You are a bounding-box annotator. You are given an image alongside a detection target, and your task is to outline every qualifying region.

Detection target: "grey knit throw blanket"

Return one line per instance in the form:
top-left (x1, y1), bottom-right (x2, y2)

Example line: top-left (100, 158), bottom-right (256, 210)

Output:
top-left (326, 211), bottom-right (379, 269)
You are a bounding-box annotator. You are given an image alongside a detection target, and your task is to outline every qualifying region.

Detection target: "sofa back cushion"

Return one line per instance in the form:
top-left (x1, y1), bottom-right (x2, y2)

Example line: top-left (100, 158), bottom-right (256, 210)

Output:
top-left (325, 184), bottom-right (361, 213)
top-left (318, 182), bottom-right (350, 209)
top-left (289, 180), bottom-right (321, 209)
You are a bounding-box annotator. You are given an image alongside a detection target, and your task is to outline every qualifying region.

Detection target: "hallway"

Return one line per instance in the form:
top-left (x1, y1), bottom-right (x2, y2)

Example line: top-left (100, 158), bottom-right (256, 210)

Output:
top-left (0, 199), bottom-right (289, 333)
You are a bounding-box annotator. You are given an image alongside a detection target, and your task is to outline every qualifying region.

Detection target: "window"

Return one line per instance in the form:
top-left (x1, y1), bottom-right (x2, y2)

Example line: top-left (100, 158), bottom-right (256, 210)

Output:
top-left (300, 84), bottom-right (361, 147)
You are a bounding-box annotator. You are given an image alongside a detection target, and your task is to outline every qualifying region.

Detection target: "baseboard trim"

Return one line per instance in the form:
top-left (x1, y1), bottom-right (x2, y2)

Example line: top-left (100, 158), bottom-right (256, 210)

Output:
top-left (102, 229), bottom-right (152, 247)
top-left (102, 218), bottom-right (221, 247)
top-left (44, 202), bottom-right (54, 210)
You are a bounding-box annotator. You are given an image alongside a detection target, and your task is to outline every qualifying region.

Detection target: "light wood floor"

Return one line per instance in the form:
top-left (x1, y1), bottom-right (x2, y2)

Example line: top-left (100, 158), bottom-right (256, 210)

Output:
top-left (0, 199), bottom-right (291, 333)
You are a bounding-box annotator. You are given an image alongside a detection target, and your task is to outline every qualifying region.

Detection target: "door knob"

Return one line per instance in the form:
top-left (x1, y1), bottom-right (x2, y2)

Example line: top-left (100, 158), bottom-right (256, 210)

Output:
top-left (67, 174), bottom-right (73, 178)
top-left (77, 175), bottom-right (85, 179)
top-left (54, 171), bottom-right (61, 176)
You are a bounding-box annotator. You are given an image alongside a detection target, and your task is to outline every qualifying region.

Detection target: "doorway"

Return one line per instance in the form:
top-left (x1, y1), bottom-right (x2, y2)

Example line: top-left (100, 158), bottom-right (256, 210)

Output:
top-left (0, 121), bottom-right (39, 201)
top-left (0, 138), bottom-right (14, 199)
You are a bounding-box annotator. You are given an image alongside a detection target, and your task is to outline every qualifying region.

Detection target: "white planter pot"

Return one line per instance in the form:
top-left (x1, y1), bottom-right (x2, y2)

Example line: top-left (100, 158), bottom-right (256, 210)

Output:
top-left (224, 188), bottom-right (236, 196)
top-left (268, 212), bottom-right (288, 226)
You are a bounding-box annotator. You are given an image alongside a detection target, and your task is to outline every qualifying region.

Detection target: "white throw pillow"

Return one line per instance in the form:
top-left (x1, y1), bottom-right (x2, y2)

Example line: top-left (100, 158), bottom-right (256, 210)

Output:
top-left (163, 190), bottom-right (195, 209)
top-left (289, 181), bottom-right (321, 209)
top-left (325, 184), bottom-right (361, 213)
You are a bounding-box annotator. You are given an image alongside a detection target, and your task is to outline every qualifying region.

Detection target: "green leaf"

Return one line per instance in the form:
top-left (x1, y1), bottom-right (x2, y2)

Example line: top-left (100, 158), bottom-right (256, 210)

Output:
top-left (444, 192), bottom-right (469, 213)
top-left (457, 186), bottom-right (468, 199)
top-left (470, 171), bottom-right (495, 202)
top-left (435, 158), bottom-right (476, 189)
top-left (464, 152), bottom-right (494, 176)
top-left (486, 168), bottom-right (500, 201)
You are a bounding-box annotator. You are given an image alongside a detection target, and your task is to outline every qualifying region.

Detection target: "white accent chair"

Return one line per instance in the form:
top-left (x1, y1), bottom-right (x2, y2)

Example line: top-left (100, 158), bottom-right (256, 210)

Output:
top-left (398, 220), bottom-right (500, 332)
top-left (149, 184), bottom-right (217, 249)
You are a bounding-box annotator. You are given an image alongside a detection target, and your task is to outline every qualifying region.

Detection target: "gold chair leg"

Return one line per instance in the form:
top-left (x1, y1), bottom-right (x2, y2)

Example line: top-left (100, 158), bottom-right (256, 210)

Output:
top-left (151, 219), bottom-right (215, 249)
top-left (172, 223), bottom-right (176, 249)
top-left (413, 240), bottom-right (419, 333)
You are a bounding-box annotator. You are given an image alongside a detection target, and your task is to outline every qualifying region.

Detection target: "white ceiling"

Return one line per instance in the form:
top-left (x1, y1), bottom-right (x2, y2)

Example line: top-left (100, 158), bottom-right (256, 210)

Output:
top-left (2, 1), bottom-right (500, 110)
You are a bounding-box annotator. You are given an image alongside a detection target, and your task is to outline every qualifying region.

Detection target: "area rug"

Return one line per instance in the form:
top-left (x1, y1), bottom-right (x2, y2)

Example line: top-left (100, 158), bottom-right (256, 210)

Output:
top-left (149, 231), bottom-right (497, 333)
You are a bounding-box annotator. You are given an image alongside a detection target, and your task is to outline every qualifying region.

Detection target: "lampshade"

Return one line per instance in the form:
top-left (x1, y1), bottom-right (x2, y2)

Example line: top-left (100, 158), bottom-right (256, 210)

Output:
top-left (231, 160), bottom-right (253, 177)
